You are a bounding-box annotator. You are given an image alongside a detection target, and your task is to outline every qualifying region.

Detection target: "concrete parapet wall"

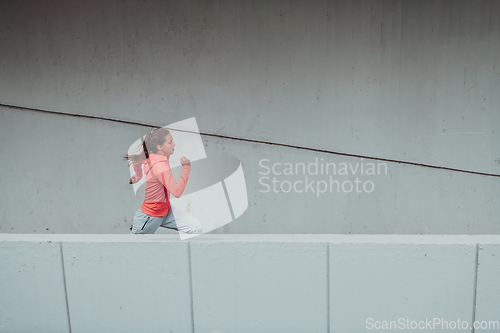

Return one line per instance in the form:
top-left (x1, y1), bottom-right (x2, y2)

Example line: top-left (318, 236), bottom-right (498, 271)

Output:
top-left (1, 234), bottom-right (500, 333)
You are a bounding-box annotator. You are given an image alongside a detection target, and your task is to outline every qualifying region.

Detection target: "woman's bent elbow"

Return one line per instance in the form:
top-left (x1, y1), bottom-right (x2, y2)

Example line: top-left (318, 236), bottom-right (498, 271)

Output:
top-left (171, 191), bottom-right (183, 198)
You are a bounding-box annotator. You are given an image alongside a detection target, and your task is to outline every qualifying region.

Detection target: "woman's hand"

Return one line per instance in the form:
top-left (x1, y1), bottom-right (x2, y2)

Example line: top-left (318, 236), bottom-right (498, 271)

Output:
top-left (180, 156), bottom-right (191, 166)
top-left (129, 175), bottom-right (140, 184)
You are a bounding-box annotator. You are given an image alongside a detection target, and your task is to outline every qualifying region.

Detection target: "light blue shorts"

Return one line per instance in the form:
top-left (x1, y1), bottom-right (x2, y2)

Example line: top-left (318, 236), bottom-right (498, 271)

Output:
top-left (131, 205), bottom-right (203, 236)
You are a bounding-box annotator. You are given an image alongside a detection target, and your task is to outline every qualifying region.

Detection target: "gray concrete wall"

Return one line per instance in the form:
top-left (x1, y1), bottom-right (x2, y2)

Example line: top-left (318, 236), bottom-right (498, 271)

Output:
top-left (1, 234), bottom-right (499, 332)
top-left (0, 0), bottom-right (499, 234)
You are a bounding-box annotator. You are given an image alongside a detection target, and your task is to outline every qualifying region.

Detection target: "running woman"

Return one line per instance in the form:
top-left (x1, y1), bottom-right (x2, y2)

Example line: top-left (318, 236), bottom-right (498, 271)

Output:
top-left (124, 127), bottom-right (203, 236)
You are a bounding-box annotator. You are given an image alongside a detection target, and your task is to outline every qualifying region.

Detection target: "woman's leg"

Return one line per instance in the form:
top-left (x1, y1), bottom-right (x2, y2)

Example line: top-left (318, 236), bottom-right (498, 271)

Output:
top-left (131, 208), bottom-right (162, 234)
top-left (161, 205), bottom-right (203, 236)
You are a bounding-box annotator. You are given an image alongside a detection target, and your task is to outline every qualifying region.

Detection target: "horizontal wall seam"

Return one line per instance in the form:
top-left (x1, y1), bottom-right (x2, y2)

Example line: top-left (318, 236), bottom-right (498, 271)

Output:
top-left (2, 102), bottom-right (499, 178)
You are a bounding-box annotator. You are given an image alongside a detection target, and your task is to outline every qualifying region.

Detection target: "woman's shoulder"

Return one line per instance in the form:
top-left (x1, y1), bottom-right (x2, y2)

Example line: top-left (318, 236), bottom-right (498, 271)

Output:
top-left (150, 155), bottom-right (171, 171)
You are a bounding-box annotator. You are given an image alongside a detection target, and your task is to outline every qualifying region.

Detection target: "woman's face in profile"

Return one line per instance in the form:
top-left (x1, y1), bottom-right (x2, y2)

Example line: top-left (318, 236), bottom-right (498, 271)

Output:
top-left (158, 133), bottom-right (176, 157)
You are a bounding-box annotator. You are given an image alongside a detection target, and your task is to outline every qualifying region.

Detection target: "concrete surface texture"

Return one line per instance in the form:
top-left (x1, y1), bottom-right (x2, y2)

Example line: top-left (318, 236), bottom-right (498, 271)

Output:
top-left (474, 244), bottom-right (500, 333)
top-left (0, 0), bottom-right (499, 234)
top-left (1, 234), bottom-right (499, 333)
top-left (0, 241), bottom-right (70, 332)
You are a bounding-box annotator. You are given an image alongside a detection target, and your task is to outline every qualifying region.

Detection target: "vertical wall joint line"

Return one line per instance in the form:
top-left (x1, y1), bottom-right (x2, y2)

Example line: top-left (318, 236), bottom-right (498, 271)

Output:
top-left (471, 243), bottom-right (479, 333)
top-left (327, 243), bottom-right (330, 333)
top-left (188, 242), bottom-right (196, 333)
top-left (60, 242), bottom-right (72, 333)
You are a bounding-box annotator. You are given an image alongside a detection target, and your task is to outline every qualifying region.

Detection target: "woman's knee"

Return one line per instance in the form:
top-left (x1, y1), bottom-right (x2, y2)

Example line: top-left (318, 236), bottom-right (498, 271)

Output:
top-left (185, 219), bottom-right (203, 234)
top-left (190, 220), bottom-right (203, 234)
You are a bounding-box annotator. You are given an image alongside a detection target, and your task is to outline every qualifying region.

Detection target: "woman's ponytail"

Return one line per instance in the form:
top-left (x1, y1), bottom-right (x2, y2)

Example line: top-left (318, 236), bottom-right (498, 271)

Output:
top-left (144, 133), bottom-right (153, 159)
top-left (123, 128), bottom-right (170, 166)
